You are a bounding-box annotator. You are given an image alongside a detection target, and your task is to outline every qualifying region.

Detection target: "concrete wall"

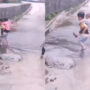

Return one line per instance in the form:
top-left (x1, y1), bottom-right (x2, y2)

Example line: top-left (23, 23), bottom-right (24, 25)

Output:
top-left (22, 0), bottom-right (44, 3)
top-left (0, 3), bottom-right (31, 19)
top-left (8, 0), bottom-right (21, 3)
top-left (0, 0), bottom-right (21, 3)
top-left (45, 0), bottom-right (85, 16)
top-left (0, 0), bottom-right (3, 3)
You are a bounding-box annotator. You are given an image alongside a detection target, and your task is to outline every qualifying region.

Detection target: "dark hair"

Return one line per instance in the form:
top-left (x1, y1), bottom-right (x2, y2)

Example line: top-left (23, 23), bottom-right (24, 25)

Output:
top-left (77, 11), bottom-right (85, 18)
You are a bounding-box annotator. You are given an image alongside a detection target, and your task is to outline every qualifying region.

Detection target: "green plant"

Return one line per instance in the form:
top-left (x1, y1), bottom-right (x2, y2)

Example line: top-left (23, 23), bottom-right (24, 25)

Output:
top-left (45, 13), bottom-right (57, 21)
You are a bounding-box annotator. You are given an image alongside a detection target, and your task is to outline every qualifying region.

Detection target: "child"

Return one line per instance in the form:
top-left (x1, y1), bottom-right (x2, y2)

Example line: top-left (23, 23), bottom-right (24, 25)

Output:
top-left (1, 18), bottom-right (11, 36)
top-left (86, 13), bottom-right (90, 19)
top-left (86, 13), bottom-right (90, 29)
top-left (73, 11), bottom-right (89, 50)
top-left (40, 42), bottom-right (45, 59)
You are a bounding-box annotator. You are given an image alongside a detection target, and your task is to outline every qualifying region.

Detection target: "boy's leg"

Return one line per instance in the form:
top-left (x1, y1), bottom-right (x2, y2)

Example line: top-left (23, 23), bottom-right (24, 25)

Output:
top-left (1, 29), bottom-right (3, 36)
top-left (79, 36), bottom-right (88, 50)
top-left (2, 30), bottom-right (9, 38)
top-left (80, 42), bottom-right (87, 49)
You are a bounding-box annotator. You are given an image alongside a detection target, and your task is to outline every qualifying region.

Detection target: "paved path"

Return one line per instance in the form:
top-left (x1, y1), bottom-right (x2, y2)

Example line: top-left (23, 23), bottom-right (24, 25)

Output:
top-left (0, 2), bottom-right (45, 90)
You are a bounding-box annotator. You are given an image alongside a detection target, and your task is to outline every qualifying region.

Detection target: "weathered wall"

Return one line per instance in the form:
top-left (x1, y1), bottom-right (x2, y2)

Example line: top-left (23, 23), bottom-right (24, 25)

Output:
top-left (0, 0), bottom-right (21, 3)
top-left (0, 0), bottom-right (3, 3)
top-left (45, 0), bottom-right (85, 16)
top-left (23, 0), bottom-right (45, 3)
top-left (0, 3), bottom-right (31, 19)
top-left (8, 0), bottom-right (21, 3)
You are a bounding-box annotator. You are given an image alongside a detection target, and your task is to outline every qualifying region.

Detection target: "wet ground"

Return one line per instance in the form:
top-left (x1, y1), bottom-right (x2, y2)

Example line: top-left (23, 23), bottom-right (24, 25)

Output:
top-left (0, 2), bottom-right (45, 90)
top-left (46, 25), bottom-right (90, 90)
top-left (46, 25), bottom-right (90, 59)
top-left (7, 2), bottom-right (45, 54)
top-left (45, 1), bottom-right (90, 90)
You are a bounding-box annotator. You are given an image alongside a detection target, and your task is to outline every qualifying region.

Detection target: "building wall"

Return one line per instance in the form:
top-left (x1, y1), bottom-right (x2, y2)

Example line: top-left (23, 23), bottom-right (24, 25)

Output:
top-left (45, 0), bottom-right (85, 16)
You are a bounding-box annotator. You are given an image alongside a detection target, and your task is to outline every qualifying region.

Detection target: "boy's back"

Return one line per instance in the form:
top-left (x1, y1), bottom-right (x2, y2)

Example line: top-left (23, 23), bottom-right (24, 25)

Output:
top-left (2, 21), bottom-right (11, 31)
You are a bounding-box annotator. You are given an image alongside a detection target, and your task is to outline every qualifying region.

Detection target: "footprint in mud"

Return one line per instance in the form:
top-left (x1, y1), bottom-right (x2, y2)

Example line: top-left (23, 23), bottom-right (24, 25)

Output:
top-left (0, 62), bottom-right (11, 75)
top-left (45, 76), bottom-right (57, 84)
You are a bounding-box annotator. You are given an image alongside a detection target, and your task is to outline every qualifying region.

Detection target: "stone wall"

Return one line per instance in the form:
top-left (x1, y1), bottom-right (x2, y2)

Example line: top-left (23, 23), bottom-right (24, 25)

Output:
top-left (45, 0), bottom-right (85, 16)
top-left (0, 3), bottom-right (31, 19)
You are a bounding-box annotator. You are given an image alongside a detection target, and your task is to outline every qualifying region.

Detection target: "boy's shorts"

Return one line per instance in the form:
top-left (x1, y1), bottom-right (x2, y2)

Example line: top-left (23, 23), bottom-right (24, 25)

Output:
top-left (3, 29), bottom-right (10, 33)
top-left (79, 35), bottom-right (88, 43)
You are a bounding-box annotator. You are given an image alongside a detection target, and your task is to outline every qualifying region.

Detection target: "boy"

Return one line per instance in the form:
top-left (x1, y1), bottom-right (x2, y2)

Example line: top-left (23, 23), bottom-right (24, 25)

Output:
top-left (1, 18), bottom-right (11, 36)
top-left (73, 11), bottom-right (89, 50)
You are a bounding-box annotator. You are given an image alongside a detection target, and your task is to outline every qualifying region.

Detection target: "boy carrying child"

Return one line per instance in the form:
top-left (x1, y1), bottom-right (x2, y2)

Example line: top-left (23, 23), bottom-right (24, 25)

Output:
top-left (73, 11), bottom-right (89, 50)
top-left (0, 18), bottom-right (11, 36)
